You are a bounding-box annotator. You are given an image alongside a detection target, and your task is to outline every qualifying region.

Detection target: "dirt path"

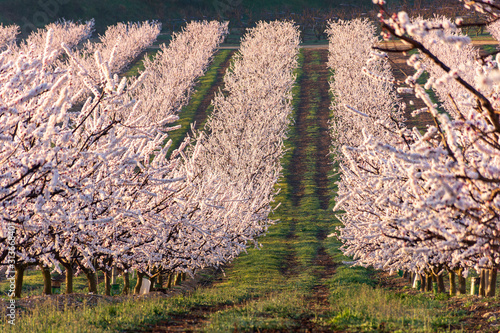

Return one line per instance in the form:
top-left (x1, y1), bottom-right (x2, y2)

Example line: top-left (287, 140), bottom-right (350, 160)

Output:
top-left (282, 48), bottom-right (338, 330)
top-left (386, 51), bottom-right (435, 131)
top-left (313, 51), bottom-right (333, 210)
top-left (280, 218), bottom-right (300, 277)
top-left (287, 49), bottom-right (333, 208)
top-left (287, 52), bottom-right (312, 206)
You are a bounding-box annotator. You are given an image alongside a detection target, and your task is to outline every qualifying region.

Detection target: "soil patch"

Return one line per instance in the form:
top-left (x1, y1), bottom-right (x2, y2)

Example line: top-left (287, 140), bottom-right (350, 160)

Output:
top-left (386, 51), bottom-right (434, 131)
top-left (386, 40), bottom-right (499, 132)
top-left (280, 219), bottom-right (300, 277)
top-left (288, 49), bottom-right (332, 208)
top-left (313, 50), bottom-right (333, 210)
top-left (312, 226), bottom-right (337, 310)
top-left (287, 50), bottom-right (312, 206)
top-left (312, 247), bottom-right (336, 295)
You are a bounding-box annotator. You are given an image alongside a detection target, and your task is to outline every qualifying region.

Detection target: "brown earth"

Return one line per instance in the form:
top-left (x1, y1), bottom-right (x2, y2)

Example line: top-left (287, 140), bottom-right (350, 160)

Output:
top-left (384, 40), bottom-right (500, 131)
top-left (287, 51), bottom-right (311, 207)
top-left (280, 218), bottom-right (300, 277)
top-left (385, 51), bottom-right (435, 131)
top-left (310, 227), bottom-right (337, 319)
top-left (313, 50), bottom-right (333, 210)
top-left (288, 49), bottom-right (333, 209)
top-left (289, 49), bottom-right (338, 331)
top-left (300, 50), bottom-right (337, 331)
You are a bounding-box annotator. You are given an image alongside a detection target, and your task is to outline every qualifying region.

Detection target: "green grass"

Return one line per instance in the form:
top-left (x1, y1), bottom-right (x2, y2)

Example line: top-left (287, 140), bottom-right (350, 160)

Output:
top-left (480, 44), bottom-right (499, 54)
top-left (328, 285), bottom-right (456, 332)
top-left (416, 71), bottom-right (446, 113)
top-left (0, 268), bottom-right (139, 299)
top-left (2, 294), bottom-right (190, 332)
top-left (469, 33), bottom-right (496, 41)
top-left (324, 240), bottom-right (464, 332)
top-left (205, 291), bottom-right (309, 332)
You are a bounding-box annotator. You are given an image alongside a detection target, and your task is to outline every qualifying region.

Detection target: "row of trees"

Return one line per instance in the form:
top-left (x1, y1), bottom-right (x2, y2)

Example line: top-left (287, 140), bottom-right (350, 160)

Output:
top-left (0, 18), bottom-right (173, 297)
top-left (3, 20), bottom-right (95, 61)
top-left (0, 17), bottom-right (300, 297)
top-left (330, 1), bottom-right (500, 296)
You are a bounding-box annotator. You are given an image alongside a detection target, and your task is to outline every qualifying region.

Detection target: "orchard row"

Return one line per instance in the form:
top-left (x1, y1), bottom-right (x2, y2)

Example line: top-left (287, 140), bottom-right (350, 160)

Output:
top-left (331, 1), bottom-right (500, 296)
top-left (0, 20), bottom-right (299, 296)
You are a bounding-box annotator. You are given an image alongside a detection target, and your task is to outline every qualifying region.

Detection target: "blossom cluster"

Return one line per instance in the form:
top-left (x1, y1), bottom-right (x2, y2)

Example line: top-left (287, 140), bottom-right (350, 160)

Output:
top-left (331, 5), bottom-right (500, 280)
top-left (130, 21), bottom-right (229, 124)
top-left (5, 20), bottom-right (94, 63)
top-left (0, 24), bottom-right (19, 50)
top-left (60, 21), bottom-right (161, 102)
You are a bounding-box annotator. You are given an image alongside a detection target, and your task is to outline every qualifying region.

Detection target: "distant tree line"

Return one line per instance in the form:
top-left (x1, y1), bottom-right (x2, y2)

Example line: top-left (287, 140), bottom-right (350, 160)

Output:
top-left (0, 0), bottom-right (467, 37)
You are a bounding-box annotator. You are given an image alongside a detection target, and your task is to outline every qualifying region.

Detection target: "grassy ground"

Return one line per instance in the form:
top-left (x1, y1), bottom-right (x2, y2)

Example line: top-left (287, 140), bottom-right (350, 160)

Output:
top-left (0, 268), bottom-right (139, 299)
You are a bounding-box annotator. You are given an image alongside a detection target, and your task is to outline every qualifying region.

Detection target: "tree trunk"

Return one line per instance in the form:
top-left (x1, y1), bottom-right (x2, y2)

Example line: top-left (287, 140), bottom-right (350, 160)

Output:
top-left (174, 273), bottom-right (182, 286)
top-left (485, 269), bottom-right (490, 294)
top-left (166, 273), bottom-right (173, 289)
top-left (14, 264), bottom-right (26, 298)
top-left (64, 265), bottom-right (74, 294)
top-left (83, 268), bottom-right (98, 294)
top-left (437, 272), bottom-right (445, 293)
top-left (122, 271), bottom-right (130, 295)
top-left (457, 268), bottom-right (466, 295)
top-left (431, 273), bottom-right (438, 293)
top-left (39, 264), bottom-right (52, 295)
top-left (480, 269), bottom-right (486, 296)
top-left (104, 270), bottom-right (111, 296)
top-left (158, 272), bottom-right (164, 287)
top-left (487, 268), bottom-right (497, 297)
top-left (420, 274), bottom-right (426, 292)
top-left (134, 271), bottom-right (144, 294)
top-left (426, 273), bottom-right (432, 292)
top-left (449, 271), bottom-right (456, 296)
